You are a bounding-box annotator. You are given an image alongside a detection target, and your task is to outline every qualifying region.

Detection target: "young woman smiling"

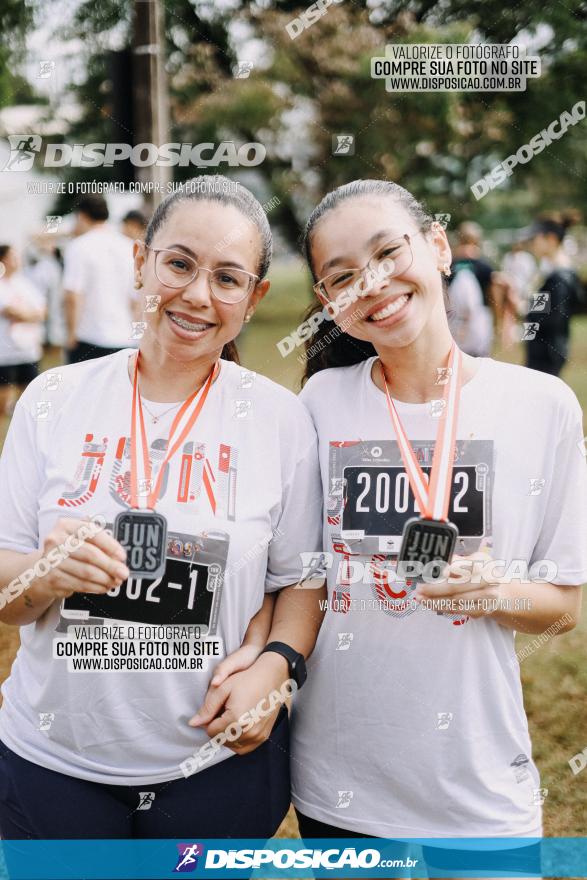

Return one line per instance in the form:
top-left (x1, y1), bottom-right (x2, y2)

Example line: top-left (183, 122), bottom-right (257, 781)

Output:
top-left (290, 180), bottom-right (587, 867)
top-left (0, 176), bottom-right (325, 840)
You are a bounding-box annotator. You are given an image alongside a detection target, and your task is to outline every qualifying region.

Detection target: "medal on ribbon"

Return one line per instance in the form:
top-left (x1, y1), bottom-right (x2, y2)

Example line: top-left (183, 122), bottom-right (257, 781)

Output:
top-left (114, 353), bottom-right (218, 579)
top-left (380, 343), bottom-right (463, 582)
top-left (114, 509), bottom-right (168, 579)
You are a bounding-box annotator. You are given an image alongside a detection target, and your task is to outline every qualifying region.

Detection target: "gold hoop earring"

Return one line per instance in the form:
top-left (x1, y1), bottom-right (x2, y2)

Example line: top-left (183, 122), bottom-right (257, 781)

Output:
top-left (442, 264), bottom-right (451, 277)
top-left (134, 278), bottom-right (143, 290)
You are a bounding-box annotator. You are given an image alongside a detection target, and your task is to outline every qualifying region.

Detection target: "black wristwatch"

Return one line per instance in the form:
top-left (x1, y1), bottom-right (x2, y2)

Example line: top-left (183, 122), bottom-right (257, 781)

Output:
top-left (260, 641), bottom-right (307, 689)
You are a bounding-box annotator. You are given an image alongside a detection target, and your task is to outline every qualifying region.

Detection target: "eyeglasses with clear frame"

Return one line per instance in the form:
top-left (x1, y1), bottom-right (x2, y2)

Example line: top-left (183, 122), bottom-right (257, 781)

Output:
top-left (145, 245), bottom-right (259, 304)
top-left (313, 233), bottom-right (419, 302)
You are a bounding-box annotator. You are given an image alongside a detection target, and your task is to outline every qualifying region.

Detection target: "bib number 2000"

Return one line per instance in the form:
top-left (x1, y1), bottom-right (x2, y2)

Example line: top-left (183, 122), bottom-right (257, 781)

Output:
top-left (342, 465), bottom-right (485, 537)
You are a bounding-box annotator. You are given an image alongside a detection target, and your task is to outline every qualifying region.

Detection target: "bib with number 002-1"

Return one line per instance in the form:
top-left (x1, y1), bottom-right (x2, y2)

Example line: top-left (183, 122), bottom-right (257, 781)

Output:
top-left (328, 439), bottom-right (493, 556)
top-left (61, 528), bottom-right (229, 634)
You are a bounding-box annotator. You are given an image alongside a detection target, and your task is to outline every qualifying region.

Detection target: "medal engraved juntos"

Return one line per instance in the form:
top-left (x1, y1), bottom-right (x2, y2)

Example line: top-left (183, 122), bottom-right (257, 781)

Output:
top-left (398, 516), bottom-right (458, 581)
top-left (114, 509), bottom-right (168, 579)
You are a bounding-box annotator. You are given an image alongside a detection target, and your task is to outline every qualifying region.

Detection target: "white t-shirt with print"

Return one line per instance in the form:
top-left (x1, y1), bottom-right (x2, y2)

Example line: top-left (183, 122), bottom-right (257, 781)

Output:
top-left (63, 226), bottom-right (135, 348)
top-left (290, 355), bottom-right (587, 838)
top-left (0, 351), bottom-right (322, 785)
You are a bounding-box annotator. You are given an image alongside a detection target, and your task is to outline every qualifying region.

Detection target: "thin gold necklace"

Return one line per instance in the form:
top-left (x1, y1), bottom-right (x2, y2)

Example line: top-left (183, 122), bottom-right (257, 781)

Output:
top-left (140, 398), bottom-right (183, 425)
top-left (128, 352), bottom-right (221, 423)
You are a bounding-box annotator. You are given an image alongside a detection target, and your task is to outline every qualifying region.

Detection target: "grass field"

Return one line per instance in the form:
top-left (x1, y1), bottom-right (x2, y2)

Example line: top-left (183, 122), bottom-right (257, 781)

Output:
top-left (0, 259), bottom-right (586, 839)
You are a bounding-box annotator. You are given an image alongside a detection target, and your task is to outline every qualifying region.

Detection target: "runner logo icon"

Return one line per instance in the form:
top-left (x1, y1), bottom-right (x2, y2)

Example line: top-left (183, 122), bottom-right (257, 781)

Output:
top-left (174, 843), bottom-right (204, 872)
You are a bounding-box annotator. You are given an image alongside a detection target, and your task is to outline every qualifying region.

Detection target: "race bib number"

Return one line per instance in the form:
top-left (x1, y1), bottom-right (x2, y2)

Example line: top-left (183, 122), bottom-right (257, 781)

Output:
top-left (343, 465), bottom-right (484, 536)
top-left (62, 528), bottom-right (229, 633)
top-left (328, 439), bottom-right (493, 556)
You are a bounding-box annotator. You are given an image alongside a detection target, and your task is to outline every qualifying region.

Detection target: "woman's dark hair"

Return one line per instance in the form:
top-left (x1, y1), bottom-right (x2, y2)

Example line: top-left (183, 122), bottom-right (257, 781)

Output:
top-left (77, 194), bottom-right (109, 222)
top-left (0, 244), bottom-right (12, 261)
top-left (300, 179), bottom-right (438, 384)
top-left (123, 209), bottom-right (147, 228)
top-left (145, 175), bottom-right (273, 365)
top-left (531, 210), bottom-right (581, 243)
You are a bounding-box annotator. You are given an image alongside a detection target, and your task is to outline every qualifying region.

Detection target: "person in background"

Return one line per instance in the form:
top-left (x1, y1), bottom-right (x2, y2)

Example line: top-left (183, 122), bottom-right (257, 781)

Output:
top-left (451, 221), bottom-right (519, 348)
top-left (121, 209), bottom-right (147, 241)
top-left (63, 195), bottom-right (136, 364)
top-left (0, 245), bottom-right (46, 416)
top-left (525, 214), bottom-right (584, 377)
top-left (447, 267), bottom-right (492, 357)
top-left (26, 236), bottom-right (66, 349)
top-left (502, 237), bottom-right (537, 318)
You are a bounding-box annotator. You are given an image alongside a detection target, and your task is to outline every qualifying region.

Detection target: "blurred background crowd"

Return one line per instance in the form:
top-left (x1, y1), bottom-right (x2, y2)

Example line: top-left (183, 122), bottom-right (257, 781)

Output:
top-left (0, 195), bottom-right (584, 420)
top-left (0, 198), bottom-right (148, 416)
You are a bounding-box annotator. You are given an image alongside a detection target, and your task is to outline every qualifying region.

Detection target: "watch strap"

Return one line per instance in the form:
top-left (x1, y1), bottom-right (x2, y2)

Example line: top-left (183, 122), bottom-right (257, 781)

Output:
top-left (261, 641), bottom-right (307, 688)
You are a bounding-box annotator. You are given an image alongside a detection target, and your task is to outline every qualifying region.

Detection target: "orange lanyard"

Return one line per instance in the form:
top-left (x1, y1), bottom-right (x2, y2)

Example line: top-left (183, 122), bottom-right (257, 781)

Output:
top-left (130, 352), bottom-right (218, 509)
top-left (381, 343), bottom-right (463, 522)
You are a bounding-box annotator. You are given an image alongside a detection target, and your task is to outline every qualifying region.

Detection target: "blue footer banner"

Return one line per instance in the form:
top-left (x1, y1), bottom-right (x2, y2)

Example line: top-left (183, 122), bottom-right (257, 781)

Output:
top-left (1, 837), bottom-right (587, 879)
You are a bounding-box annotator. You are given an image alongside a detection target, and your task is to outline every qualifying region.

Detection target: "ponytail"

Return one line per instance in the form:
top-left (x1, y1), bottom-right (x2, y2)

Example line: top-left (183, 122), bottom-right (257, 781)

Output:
top-left (560, 209), bottom-right (581, 233)
top-left (300, 301), bottom-right (376, 383)
top-left (532, 210), bottom-right (582, 242)
top-left (221, 340), bottom-right (240, 364)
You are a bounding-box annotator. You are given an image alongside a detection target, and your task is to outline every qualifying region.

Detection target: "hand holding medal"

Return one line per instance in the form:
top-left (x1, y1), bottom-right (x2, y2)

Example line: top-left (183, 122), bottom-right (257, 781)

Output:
top-left (114, 352), bottom-right (218, 579)
top-left (414, 548), bottom-right (507, 618)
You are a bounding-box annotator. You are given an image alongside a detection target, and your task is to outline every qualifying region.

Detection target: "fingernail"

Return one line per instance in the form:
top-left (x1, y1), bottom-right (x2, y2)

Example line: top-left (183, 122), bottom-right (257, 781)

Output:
top-left (117, 566), bottom-right (130, 579)
top-left (189, 714), bottom-right (201, 726)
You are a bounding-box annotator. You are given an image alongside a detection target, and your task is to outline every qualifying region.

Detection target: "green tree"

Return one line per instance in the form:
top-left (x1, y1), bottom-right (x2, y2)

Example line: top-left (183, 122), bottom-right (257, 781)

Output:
top-left (0, 0), bottom-right (38, 108)
top-left (14, 0), bottom-right (587, 234)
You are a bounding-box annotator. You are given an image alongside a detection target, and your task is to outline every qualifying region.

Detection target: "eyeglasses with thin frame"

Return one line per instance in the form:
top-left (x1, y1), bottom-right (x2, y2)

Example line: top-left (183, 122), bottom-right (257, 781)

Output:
top-left (314, 233), bottom-right (420, 302)
top-left (145, 245), bottom-right (259, 304)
